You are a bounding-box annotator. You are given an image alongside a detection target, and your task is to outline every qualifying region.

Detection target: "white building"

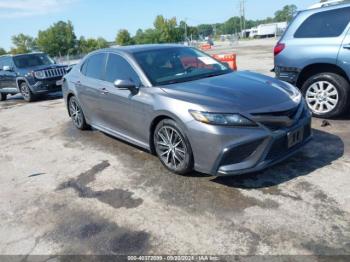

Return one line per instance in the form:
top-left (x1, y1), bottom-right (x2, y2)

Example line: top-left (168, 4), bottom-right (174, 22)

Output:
top-left (248, 22), bottom-right (288, 38)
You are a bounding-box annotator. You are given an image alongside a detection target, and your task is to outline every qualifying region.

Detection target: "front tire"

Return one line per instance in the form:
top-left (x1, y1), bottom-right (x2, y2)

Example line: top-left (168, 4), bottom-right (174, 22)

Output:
top-left (20, 82), bottom-right (35, 102)
top-left (68, 96), bottom-right (90, 130)
top-left (154, 119), bottom-right (194, 175)
top-left (0, 93), bottom-right (7, 101)
top-left (302, 73), bottom-right (349, 118)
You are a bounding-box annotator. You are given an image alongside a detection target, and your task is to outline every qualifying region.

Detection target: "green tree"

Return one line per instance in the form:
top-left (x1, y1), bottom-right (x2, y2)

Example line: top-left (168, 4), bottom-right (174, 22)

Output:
top-left (142, 29), bottom-right (160, 44)
top-left (0, 48), bottom-right (6, 55)
top-left (153, 15), bottom-right (181, 43)
top-left (77, 37), bottom-right (109, 54)
top-left (116, 29), bottom-right (134, 46)
top-left (36, 20), bottom-right (77, 57)
top-left (154, 15), bottom-right (183, 43)
top-left (134, 29), bottom-right (145, 44)
top-left (274, 5), bottom-right (297, 22)
top-left (197, 24), bottom-right (213, 37)
top-left (10, 34), bottom-right (35, 54)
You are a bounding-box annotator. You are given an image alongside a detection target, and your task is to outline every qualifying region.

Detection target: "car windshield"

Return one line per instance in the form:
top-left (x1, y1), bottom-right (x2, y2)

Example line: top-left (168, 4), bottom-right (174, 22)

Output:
top-left (133, 47), bottom-right (231, 86)
top-left (13, 54), bottom-right (55, 68)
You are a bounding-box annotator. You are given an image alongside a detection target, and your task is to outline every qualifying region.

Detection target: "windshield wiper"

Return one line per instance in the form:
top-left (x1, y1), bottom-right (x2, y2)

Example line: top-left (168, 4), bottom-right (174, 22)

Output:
top-left (204, 71), bottom-right (228, 78)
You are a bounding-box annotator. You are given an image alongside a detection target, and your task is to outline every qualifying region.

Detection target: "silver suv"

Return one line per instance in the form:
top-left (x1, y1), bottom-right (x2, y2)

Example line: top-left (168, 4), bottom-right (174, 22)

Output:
top-left (274, 3), bottom-right (350, 118)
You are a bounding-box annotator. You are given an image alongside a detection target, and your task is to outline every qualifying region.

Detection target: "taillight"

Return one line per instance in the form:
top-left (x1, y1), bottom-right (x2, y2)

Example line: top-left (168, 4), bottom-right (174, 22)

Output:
top-left (274, 43), bottom-right (285, 56)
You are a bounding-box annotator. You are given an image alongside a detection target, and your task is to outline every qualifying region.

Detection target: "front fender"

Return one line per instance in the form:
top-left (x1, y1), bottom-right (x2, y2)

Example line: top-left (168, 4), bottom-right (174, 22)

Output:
top-left (16, 77), bottom-right (31, 93)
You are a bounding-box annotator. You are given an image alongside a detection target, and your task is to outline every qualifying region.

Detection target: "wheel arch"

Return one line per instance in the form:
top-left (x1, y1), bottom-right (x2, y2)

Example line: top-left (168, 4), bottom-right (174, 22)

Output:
top-left (296, 63), bottom-right (349, 88)
top-left (148, 110), bottom-right (190, 155)
top-left (149, 115), bottom-right (175, 155)
top-left (16, 77), bottom-right (30, 92)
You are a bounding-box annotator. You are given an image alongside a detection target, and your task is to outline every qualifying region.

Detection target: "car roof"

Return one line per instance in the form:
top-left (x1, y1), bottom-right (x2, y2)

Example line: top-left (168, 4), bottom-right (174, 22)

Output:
top-left (0, 52), bottom-right (46, 59)
top-left (12, 52), bottom-right (46, 57)
top-left (301, 2), bottom-right (350, 14)
top-left (308, 0), bottom-right (350, 9)
top-left (101, 44), bottom-right (188, 54)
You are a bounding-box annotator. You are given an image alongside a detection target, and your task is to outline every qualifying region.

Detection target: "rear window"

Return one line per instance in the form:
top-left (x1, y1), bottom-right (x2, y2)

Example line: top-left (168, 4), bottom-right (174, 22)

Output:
top-left (83, 53), bottom-right (106, 80)
top-left (294, 7), bottom-right (350, 38)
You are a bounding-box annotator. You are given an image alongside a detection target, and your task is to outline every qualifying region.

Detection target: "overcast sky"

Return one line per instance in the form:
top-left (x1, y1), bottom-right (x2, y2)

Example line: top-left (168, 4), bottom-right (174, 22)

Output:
top-left (0, 0), bottom-right (317, 50)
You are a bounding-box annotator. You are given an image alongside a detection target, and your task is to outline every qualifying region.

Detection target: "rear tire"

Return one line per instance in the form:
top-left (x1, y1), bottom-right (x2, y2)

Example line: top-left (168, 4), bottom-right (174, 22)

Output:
top-left (301, 73), bottom-right (349, 118)
top-left (68, 96), bottom-right (90, 130)
top-left (20, 82), bottom-right (36, 102)
top-left (154, 119), bottom-right (194, 175)
top-left (0, 93), bottom-right (7, 101)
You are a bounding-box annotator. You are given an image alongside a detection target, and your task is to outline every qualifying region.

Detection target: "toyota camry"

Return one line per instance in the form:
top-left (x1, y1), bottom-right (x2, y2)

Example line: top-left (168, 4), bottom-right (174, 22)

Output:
top-left (62, 45), bottom-right (312, 176)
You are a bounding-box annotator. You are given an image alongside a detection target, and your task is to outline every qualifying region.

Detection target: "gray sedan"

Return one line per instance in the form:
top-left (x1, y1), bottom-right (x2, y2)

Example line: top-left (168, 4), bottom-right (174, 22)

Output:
top-left (62, 45), bottom-right (312, 176)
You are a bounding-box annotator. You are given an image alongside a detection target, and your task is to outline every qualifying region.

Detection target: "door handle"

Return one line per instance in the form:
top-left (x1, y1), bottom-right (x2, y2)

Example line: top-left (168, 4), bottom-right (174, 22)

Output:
top-left (343, 44), bottom-right (350, 50)
top-left (75, 81), bottom-right (82, 87)
top-left (101, 88), bottom-right (109, 95)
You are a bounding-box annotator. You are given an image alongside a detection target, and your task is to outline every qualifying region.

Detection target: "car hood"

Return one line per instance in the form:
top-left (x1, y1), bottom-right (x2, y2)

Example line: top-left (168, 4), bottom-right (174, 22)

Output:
top-left (18, 64), bottom-right (66, 74)
top-left (160, 71), bottom-right (300, 113)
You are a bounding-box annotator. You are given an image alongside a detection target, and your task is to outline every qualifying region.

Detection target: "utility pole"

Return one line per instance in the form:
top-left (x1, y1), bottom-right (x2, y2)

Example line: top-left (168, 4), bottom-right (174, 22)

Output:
top-left (184, 18), bottom-right (188, 41)
top-left (239, 0), bottom-right (246, 37)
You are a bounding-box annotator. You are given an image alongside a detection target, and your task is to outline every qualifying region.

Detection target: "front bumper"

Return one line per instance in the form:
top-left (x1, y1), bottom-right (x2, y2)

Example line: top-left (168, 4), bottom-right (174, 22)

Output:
top-left (30, 78), bottom-right (63, 94)
top-left (217, 121), bottom-right (312, 176)
top-left (186, 109), bottom-right (312, 176)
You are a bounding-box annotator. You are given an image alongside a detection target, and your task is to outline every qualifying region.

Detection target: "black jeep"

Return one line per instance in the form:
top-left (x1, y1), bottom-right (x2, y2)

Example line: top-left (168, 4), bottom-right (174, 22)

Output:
top-left (0, 53), bottom-right (67, 102)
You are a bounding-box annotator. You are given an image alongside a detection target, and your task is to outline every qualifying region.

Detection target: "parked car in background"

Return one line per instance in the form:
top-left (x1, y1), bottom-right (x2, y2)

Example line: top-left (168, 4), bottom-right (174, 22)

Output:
top-left (63, 45), bottom-right (312, 176)
top-left (0, 53), bottom-right (67, 102)
top-left (274, 3), bottom-right (350, 118)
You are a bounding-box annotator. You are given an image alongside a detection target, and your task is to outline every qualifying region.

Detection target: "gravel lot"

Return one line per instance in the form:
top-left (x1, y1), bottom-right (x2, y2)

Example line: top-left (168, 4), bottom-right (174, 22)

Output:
top-left (0, 39), bottom-right (350, 258)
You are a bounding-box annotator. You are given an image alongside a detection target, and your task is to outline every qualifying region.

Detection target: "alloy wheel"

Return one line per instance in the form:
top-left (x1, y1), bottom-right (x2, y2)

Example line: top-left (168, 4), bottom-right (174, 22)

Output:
top-left (20, 84), bottom-right (30, 99)
top-left (69, 98), bottom-right (83, 128)
top-left (305, 81), bottom-right (339, 114)
top-left (155, 126), bottom-right (187, 170)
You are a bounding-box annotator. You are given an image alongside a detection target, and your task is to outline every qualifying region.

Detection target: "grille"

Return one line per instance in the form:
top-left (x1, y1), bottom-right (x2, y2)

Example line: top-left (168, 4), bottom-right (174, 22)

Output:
top-left (254, 106), bottom-right (299, 118)
top-left (251, 104), bottom-right (301, 131)
top-left (43, 67), bottom-right (66, 78)
top-left (265, 123), bottom-right (312, 161)
top-left (265, 136), bottom-right (288, 161)
top-left (220, 138), bottom-right (264, 166)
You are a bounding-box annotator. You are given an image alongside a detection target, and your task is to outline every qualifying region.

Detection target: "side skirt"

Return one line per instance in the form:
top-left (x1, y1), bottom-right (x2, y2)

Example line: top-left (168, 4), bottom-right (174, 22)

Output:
top-left (91, 124), bottom-right (150, 151)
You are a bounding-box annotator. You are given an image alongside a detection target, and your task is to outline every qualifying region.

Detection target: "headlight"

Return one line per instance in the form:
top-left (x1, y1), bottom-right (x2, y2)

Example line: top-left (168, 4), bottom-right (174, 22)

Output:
top-left (189, 110), bottom-right (257, 127)
top-left (285, 82), bottom-right (302, 103)
top-left (34, 71), bottom-right (46, 79)
top-left (270, 81), bottom-right (302, 104)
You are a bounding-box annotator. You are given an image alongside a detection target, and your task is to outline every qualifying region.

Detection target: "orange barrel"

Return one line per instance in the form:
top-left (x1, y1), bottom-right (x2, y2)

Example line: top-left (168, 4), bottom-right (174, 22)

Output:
top-left (212, 54), bottom-right (237, 71)
top-left (200, 44), bottom-right (212, 51)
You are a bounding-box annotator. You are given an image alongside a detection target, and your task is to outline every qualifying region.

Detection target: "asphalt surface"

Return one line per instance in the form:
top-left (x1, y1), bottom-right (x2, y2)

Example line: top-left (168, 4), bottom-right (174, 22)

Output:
top-left (0, 39), bottom-right (350, 258)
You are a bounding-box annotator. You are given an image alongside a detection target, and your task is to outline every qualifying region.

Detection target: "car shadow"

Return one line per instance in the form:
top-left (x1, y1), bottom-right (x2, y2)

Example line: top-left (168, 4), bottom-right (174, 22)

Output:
top-left (211, 129), bottom-right (344, 189)
top-left (40, 91), bottom-right (63, 101)
top-left (5, 91), bottom-right (63, 102)
top-left (0, 92), bottom-right (63, 110)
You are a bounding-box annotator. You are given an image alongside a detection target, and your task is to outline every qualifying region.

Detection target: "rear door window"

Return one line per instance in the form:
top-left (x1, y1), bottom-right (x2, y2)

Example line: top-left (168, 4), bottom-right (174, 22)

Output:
top-left (295, 7), bottom-right (350, 38)
top-left (80, 61), bottom-right (88, 75)
top-left (84, 53), bottom-right (107, 80)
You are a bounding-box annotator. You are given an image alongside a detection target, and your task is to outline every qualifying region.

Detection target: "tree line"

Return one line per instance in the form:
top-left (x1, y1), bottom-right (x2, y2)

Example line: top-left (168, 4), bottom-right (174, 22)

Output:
top-left (0, 5), bottom-right (297, 57)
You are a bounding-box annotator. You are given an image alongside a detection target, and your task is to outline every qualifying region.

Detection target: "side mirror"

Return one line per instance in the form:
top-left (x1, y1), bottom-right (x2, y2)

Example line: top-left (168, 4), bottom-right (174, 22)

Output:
top-left (114, 79), bottom-right (139, 94)
top-left (3, 66), bottom-right (13, 72)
